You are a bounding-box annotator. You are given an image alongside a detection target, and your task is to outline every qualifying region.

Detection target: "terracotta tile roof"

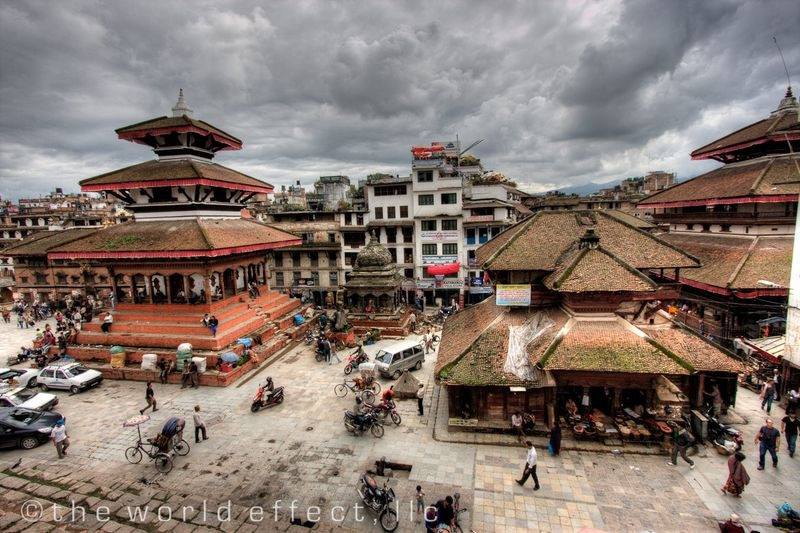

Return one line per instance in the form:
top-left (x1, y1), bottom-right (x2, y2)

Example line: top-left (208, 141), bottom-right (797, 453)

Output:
top-left (641, 325), bottom-right (745, 373)
top-left (638, 156), bottom-right (799, 206)
top-left (116, 115), bottom-right (242, 146)
top-left (540, 318), bottom-right (690, 374)
top-left (691, 109), bottom-right (799, 159)
top-left (435, 296), bottom-right (504, 376)
top-left (603, 209), bottom-right (655, 229)
top-left (478, 211), bottom-right (700, 271)
top-left (438, 306), bottom-right (569, 386)
top-left (46, 219), bottom-right (300, 257)
top-left (543, 246), bottom-right (658, 293)
top-left (79, 159), bottom-right (272, 191)
top-left (658, 233), bottom-right (792, 289)
top-left (1, 228), bottom-right (100, 256)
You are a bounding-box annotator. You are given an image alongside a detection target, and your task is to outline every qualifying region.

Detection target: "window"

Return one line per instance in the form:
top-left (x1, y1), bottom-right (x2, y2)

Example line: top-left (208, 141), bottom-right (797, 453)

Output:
top-left (422, 244), bottom-right (437, 255)
top-left (328, 252), bottom-right (338, 265)
top-left (421, 220), bottom-right (437, 231)
top-left (387, 206), bottom-right (396, 219)
top-left (292, 252), bottom-right (301, 265)
top-left (293, 272), bottom-right (301, 283)
top-left (400, 206), bottom-right (408, 218)
top-left (441, 193), bottom-right (457, 204)
top-left (56, 273), bottom-right (67, 284)
top-left (418, 194), bottom-right (434, 206)
top-left (375, 207), bottom-right (384, 219)
top-left (310, 252), bottom-right (319, 267)
top-left (417, 170), bottom-right (433, 183)
top-left (375, 185), bottom-right (407, 196)
top-left (479, 228), bottom-right (488, 244)
top-left (467, 228), bottom-right (476, 245)
top-left (34, 273), bottom-right (48, 284)
top-left (274, 254), bottom-right (283, 267)
top-left (404, 248), bottom-right (413, 263)
top-left (442, 243), bottom-right (458, 255)
top-left (311, 272), bottom-right (319, 286)
top-left (302, 233), bottom-right (314, 244)
top-left (329, 272), bottom-right (338, 285)
top-left (328, 233), bottom-right (336, 243)
top-left (275, 272), bottom-right (284, 286)
top-left (386, 230), bottom-right (397, 244)
top-left (441, 219), bottom-right (457, 231)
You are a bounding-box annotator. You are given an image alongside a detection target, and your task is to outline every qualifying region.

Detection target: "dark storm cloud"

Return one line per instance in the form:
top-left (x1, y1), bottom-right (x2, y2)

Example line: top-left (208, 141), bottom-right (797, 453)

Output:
top-left (0, 0), bottom-right (798, 201)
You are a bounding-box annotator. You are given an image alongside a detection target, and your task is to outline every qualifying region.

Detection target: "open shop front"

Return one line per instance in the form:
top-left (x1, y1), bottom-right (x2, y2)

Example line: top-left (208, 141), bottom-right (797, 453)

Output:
top-left (553, 372), bottom-right (690, 445)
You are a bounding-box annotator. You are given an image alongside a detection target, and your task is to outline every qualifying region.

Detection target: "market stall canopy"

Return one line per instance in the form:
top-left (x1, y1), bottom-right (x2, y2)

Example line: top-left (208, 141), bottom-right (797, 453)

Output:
top-left (427, 262), bottom-right (460, 276)
top-left (654, 375), bottom-right (688, 405)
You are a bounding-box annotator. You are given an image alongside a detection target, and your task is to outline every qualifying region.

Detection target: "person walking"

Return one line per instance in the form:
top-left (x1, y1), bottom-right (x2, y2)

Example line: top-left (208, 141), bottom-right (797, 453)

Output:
top-left (781, 411), bottom-right (798, 458)
top-left (193, 405), bottom-right (208, 443)
top-left (549, 423), bottom-right (562, 456)
top-left (415, 485), bottom-right (425, 522)
top-left (157, 358), bottom-right (169, 385)
top-left (667, 421), bottom-right (696, 469)
top-left (180, 363), bottom-right (190, 389)
top-left (416, 383), bottom-right (425, 416)
top-left (512, 411), bottom-right (525, 442)
top-left (326, 338), bottom-right (341, 365)
top-left (50, 418), bottom-right (69, 459)
top-left (515, 441), bottom-right (540, 490)
top-left (720, 451), bottom-right (749, 497)
top-left (761, 381), bottom-right (775, 414)
top-left (755, 418), bottom-right (780, 470)
top-left (409, 312), bottom-right (417, 333)
top-left (140, 381), bottom-right (158, 414)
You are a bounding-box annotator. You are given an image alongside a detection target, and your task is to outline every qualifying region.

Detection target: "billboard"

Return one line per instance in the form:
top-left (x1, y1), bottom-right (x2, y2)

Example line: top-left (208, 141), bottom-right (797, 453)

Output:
top-left (496, 284), bottom-right (531, 306)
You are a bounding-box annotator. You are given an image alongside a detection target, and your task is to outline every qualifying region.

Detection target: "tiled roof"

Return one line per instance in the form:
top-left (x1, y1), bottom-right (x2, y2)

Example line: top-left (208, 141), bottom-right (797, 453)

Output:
top-left (437, 305), bottom-right (569, 386)
top-left (477, 211), bottom-right (699, 271)
top-left (641, 325), bottom-right (745, 373)
top-left (691, 107), bottom-right (799, 159)
top-left (543, 246), bottom-right (658, 293)
top-left (435, 296), bottom-right (504, 376)
top-left (116, 115), bottom-right (242, 146)
top-left (1, 228), bottom-right (100, 256)
top-left (638, 157), bottom-right (800, 206)
top-left (603, 209), bottom-right (655, 229)
top-left (46, 219), bottom-right (300, 257)
top-left (539, 318), bottom-right (690, 374)
top-left (658, 233), bottom-right (792, 289)
top-left (79, 159), bottom-right (272, 191)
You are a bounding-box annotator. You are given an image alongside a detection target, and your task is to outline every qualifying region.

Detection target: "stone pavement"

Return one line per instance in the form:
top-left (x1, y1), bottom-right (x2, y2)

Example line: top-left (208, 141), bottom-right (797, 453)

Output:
top-left (1, 317), bottom-right (798, 532)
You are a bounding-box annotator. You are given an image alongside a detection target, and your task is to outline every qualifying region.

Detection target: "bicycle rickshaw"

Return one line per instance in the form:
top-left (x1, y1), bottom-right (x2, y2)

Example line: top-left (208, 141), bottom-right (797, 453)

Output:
top-left (123, 415), bottom-right (190, 473)
top-left (334, 362), bottom-right (381, 404)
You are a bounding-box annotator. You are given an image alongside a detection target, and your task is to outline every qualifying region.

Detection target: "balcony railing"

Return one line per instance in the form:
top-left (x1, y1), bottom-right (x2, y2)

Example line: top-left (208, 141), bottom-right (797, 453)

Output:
top-left (653, 212), bottom-right (796, 225)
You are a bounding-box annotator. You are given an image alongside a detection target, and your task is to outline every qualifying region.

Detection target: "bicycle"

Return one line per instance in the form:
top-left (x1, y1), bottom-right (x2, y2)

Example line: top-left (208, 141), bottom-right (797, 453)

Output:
top-left (334, 378), bottom-right (380, 404)
top-left (125, 433), bottom-right (190, 473)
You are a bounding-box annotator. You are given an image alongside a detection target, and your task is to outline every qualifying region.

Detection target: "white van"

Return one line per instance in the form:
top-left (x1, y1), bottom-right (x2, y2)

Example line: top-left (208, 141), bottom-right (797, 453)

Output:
top-left (373, 340), bottom-right (425, 379)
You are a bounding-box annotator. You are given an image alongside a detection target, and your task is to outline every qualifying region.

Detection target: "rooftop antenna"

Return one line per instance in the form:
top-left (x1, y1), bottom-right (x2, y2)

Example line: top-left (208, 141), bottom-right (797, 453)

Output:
top-left (773, 36), bottom-right (792, 89)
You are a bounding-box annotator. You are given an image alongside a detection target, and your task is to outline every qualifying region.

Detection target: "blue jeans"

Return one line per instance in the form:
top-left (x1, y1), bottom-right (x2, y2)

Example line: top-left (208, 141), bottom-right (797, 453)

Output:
top-left (787, 433), bottom-right (797, 457)
top-left (759, 442), bottom-right (778, 467)
top-left (761, 395), bottom-right (774, 413)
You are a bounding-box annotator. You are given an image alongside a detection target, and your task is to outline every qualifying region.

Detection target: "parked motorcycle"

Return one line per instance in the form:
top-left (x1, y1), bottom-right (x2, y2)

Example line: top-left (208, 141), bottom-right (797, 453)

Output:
top-left (315, 335), bottom-right (328, 362)
top-left (343, 410), bottom-right (384, 438)
top-left (304, 329), bottom-right (315, 345)
top-left (704, 405), bottom-right (744, 453)
top-left (356, 473), bottom-right (398, 532)
top-left (251, 377), bottom-right (285, 412)
top-left (343, 346), bottom-right (368, 375)
top-left (364, 399), bottom-right (401, 426)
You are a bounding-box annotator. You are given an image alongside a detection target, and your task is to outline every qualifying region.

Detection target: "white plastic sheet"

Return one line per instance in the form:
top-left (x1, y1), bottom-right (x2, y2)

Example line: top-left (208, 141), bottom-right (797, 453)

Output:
top-left (504, 312), bottom-right (554, 381)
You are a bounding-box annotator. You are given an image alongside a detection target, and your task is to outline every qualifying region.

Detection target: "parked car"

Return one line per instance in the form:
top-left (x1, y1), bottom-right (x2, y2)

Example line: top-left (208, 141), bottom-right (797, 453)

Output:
top-left (0, 367), bottom-right (40, 388)
top-left (37, 362), bottom-right (103, 394)
top-left (0, 386), bottom-right (59, 410)
top-left (0, 407), bottom-right (63, 450)
top-left (372, 340), bottom-right (425, 379)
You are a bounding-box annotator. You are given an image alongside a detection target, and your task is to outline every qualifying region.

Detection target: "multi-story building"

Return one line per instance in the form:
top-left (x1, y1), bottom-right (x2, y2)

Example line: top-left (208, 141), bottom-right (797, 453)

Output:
top-left (308, 175), bottom-right (350, 211)
top-left (364, 174), bottom-right (415, 281)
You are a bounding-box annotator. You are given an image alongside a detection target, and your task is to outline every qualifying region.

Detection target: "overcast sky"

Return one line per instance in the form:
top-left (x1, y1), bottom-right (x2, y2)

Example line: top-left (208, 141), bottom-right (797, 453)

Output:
top-left (1, 0), bottom-right (798, 201)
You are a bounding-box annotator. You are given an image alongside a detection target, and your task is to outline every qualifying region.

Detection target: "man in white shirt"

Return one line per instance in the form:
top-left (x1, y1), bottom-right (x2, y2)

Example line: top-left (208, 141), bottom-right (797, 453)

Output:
top-left (416, 384), bottom-right (425, 416)
top-left (50, 419), bottom-right (69, 459)
top-left (515, 440), bottom-right (540, 490)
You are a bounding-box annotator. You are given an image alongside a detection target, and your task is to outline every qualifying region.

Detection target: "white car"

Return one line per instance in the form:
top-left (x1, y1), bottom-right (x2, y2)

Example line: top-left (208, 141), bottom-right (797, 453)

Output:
top-left (38, 362), bottom-right (103, 394)
top-left (0, 367), bottom-right (40, 389)
top-left (0, 386), bottom-right (59, 410)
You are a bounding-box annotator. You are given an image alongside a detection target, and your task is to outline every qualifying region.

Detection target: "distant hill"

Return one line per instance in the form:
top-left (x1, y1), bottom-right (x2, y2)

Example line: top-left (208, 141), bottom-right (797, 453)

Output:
top-left (554, 179), bottom-right (619, 196)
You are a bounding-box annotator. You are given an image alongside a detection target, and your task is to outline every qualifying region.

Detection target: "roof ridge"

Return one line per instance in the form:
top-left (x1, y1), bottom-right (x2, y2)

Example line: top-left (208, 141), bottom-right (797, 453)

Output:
top-left (748, 158), bottom-right (773, 193)
top-left (195, 217), bottom-right (214, 250)
top-left (594, 246), bottom-right (659, 288)
top-left (483, 212), bottom-right (540, 269)
top-left (726, 236), bottom-right (760, 287)
top-left (691, 117), bottom-right (770, 157)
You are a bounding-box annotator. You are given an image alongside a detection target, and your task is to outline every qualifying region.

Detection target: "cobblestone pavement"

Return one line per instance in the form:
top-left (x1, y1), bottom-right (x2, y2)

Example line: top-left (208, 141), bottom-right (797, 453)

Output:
top-left (0, 318), bottom-right (797, 532)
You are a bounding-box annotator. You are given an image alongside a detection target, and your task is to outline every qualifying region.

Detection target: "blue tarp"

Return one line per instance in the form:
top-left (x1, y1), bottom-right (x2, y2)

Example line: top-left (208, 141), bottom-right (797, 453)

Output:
top-left (293, 314), bottom-right (305, 326)
top-left (236, 337), bottom-right (253, 348)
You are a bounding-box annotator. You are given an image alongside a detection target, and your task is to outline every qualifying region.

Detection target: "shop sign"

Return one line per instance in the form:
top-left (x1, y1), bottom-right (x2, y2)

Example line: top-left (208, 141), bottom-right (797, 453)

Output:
top-left (422, 255), bottom-right (459, 265)
top-left (496, 284), bottom-right (531, 306)
top-left (438, 279), bottom-right (464, 289)
top-left (421, 230), bottom-right (459, 241)
top-left (294, 278), bottom-right (315, 286)
top-left (416, 280), bottom-right (435, 289)
top-left (467, 215), bottom-right (494, 222)
top-left (469, 286), bottom-right (494, 294)
top-left (471, 277), bottom-right (483, 286)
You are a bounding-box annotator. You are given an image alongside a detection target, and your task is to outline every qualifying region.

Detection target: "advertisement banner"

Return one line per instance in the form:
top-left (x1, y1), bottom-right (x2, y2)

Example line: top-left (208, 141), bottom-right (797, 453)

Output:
top-left (421, 255), bottom-right (459, 265)
top-left (420, 230), bottom-right (460, 241)
top-left (496, 284), bottom-right (531, 306)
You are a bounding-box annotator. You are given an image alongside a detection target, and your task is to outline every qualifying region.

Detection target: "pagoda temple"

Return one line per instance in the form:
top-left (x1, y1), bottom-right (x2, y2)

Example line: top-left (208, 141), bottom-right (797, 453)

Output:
top-left (4, 91), bottom-right (303, 376)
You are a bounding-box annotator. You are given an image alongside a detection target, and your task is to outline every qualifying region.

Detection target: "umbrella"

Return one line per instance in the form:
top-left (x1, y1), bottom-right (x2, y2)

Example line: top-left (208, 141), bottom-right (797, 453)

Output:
top-left (123, 414), bottom-right (150, 427)
top-left (220, 352), bottom-right (239, 363)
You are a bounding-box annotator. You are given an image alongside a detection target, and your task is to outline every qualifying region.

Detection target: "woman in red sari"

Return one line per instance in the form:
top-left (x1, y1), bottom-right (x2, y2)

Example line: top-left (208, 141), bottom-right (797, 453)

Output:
top-left (721, 451), bottom-right (749, 497)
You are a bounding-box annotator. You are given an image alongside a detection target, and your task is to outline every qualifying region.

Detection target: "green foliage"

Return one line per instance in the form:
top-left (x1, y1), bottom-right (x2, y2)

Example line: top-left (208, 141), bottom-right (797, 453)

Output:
top-left (103, 236), bottom-right (142, 250)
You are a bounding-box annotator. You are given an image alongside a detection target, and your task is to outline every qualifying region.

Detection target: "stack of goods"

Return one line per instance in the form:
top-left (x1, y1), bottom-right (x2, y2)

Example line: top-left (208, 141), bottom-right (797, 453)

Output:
top-left (109, 345), bottom-right (126, 368)
top-left (176, 343), bottom-right (193, 370)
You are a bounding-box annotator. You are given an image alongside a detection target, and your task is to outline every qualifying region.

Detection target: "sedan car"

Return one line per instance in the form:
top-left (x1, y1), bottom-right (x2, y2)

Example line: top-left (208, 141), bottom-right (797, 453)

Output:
top-left (0, 367), bottom-right (40, 388)
top-left (0, 386), bottom-right (59, 410)
top-left (0, 407), bottom-right (63, 450)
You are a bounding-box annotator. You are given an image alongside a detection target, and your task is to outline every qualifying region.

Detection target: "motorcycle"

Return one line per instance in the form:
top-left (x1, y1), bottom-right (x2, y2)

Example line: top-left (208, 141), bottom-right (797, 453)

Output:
top-left (364, 399), bottom-right (401, 426)
top-left (704, 405), bottom-right (744, 453)
top-left (343, 410), bottom-right (384, 438)
top-left (343, 346), bottom-right (368, 375)
top-left (304, 328), bottom-right (315, 346)
top-left (251, 378), bottom-right (285, 412)
top-left (315, 335), bottom-right (328, 362)
top-left (356, 473), bottom-right (398, 532)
